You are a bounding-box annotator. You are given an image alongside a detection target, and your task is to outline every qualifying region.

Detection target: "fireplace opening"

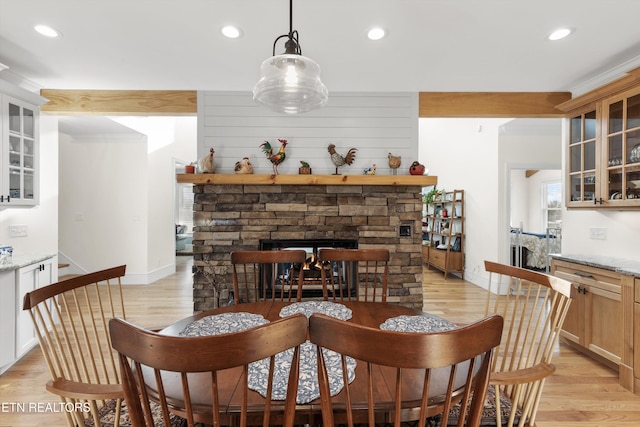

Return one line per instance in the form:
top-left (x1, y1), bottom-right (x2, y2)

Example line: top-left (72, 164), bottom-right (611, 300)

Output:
top-left (260, 239), bottom-right (358, 299)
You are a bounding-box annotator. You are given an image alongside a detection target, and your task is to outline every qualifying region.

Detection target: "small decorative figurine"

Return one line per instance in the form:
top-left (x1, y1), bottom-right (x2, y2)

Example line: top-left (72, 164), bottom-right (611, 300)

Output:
top-left (260, 139), bottom-right (288, 175)
top-left (299, 161), bottom-right (312, 174)
top-left (328, 143), bottom-right (357, 175)
top-left (363, 164), bottom-right (377, 175)
top-left (388, 153), bottom-right (402, 175)
top-left (409, 161), bottom-right (426, 175)
top-left (199, 147), bottom-right (216, 173)
top-left (234, 157), bottom-right (254, 174)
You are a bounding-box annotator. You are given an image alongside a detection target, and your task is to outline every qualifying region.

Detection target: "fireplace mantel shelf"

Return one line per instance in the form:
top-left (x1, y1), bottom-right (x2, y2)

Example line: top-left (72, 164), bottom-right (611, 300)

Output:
top-left (177, 173), bottom-right (437, 186)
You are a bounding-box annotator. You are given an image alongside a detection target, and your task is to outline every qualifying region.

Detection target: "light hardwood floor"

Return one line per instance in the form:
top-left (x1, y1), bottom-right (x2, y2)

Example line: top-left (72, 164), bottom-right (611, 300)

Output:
top-left (1, 257), bottom-right (640, 426)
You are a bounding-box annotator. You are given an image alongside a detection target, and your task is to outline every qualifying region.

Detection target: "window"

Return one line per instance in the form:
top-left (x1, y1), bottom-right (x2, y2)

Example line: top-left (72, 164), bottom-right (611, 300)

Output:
top-left (177, 184), bottom-right (194, 232)
top-left (542, 181), bottom-right (562, 230)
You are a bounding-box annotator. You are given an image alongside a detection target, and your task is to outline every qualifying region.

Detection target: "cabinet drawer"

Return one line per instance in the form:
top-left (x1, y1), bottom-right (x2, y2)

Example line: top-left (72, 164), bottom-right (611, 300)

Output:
top-left (428, 250), bottom-right (463, 270)
top-left (635, 278), bottom-right (640, 303)
top-left (553, 260), bottom-right (621, 294)
top-left (428, 249), bottom-right (446, 268)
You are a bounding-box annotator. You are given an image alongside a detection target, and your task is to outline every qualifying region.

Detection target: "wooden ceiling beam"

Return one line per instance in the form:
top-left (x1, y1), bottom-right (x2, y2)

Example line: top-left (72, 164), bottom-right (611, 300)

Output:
top-left (39, 89), bottom-right (197, 115)
top-left (419, 92), bottom-right (571, 118)
top-left (39, 89), bottom-right (572, 118)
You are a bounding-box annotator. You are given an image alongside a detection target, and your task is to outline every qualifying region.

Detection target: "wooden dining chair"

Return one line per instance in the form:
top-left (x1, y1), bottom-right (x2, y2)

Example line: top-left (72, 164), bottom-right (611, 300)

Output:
top-left (317, 248), bottom-right (389, 302)
top-left (467, 260), bottom-right (575, 427)
top-left (230, 249), bottom-right (306, 303)
top-left (109, 313), bottom-right (308, 427)
top-left (309, 312), bottom-right (504, 427)
top-left (22, 265), bottom-right (128, 427)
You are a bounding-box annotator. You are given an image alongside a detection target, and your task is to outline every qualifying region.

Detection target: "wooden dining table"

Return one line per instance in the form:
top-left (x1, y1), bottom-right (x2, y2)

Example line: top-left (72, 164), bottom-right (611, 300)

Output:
top-left (156, 300), bottom-right (463, 425)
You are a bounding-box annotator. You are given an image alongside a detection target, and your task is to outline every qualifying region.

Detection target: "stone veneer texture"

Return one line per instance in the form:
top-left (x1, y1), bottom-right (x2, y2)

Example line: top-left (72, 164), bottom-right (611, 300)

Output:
top-left (192, 184), bottom-right (424, 311)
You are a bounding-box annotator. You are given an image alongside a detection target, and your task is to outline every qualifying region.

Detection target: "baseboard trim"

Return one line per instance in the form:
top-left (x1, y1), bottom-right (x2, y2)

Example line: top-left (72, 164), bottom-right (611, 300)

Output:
top-left (57, 251), bottom-right (177, 285)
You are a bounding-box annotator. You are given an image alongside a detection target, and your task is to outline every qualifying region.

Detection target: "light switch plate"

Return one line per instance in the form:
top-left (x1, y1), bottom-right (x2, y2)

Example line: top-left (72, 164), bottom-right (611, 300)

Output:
top-left (9, 224), bottom-right (28, 237)
top-left (589, 227), bottom-right (606, 240)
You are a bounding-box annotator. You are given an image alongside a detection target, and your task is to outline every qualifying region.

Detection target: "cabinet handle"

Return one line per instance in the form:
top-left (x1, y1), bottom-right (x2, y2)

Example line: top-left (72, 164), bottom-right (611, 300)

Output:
top-left (593, 197), bottom-right (604, 205)
top-left (576, 286), bottom-right (589, 294)
top-left (574, 271), bottom-right (594, 279)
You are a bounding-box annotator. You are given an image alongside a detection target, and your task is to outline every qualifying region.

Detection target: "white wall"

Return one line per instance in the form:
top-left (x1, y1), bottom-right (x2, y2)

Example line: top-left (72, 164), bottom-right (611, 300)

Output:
top-left (198, 92), bottom-right (419, 175)
top-left (58, 132), bottom-right (149, 279)
top-left (0, 115), bottom-right (59, 281)
top-left (420, 118), bottom-right (562, 288)
top-left (510, 170), bottom-right (529, 230)
top-left (58, 117), bottom-right (197, 283)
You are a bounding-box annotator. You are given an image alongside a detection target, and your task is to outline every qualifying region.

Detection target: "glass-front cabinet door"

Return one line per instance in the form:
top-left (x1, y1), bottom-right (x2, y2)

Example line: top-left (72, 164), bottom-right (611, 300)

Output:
top-left (567, 108), bottom-right (598, 206)
top-left (1, 95), bottom-right (39, 206)
top-left (602, 87), bottom-right (640, 207)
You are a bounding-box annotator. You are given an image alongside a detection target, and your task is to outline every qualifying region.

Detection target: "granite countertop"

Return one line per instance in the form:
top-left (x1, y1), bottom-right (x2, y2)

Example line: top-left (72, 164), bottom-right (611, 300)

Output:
top-left (551, 254), bottom-right (640, 278)
top-left (0, 253), bottom-right (55, 273)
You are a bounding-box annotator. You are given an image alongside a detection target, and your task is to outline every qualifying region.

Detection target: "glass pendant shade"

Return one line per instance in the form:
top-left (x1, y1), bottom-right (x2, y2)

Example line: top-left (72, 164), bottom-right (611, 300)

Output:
top-left (253, 53), bottom-right (328, 114)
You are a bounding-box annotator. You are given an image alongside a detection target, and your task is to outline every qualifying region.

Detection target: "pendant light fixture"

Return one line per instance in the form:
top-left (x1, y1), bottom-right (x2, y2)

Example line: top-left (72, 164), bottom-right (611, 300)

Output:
top-left (253, 0), bottom-right (328, 114)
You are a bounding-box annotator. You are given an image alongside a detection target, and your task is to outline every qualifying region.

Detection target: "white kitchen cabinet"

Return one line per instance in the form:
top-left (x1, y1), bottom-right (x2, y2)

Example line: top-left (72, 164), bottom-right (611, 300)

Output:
top-left (0, 270), bottom-right (15, 370)
top-left (0, 80), bottom-right (47, 207)
top-left (15, 258), bottom-right (54, 358)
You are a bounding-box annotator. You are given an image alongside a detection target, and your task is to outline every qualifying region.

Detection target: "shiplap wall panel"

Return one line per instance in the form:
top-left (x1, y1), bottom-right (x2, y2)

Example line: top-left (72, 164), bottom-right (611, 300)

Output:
top-left (198, 91), bottom-right (418, 175)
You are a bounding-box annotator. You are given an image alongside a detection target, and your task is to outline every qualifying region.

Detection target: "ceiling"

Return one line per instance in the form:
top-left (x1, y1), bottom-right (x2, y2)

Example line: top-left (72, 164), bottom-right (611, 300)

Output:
top-left (2, 0), bottom-right (640, 96)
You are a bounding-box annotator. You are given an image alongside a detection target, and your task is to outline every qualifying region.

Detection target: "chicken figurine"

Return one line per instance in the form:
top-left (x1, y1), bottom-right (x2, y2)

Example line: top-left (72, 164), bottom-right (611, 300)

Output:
top-left (388, 153), bottom-right (402, 175)
top-left (363, 164), bottom-right (377, 175)
top-left (198, 147), bottom-right (216, 173)
top-left (234, 157), bottom-right (254, 174)
top-left (260, 139), bottom-right (288, 175)
top-left (328, 143), bottom-right (357, 175)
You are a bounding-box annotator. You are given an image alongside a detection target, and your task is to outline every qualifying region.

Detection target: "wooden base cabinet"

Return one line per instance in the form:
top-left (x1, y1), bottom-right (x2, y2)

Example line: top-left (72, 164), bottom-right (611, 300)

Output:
top-left (552, 259), bottom-right (634, 391)
top-left (634, 278), bottom-right (640, 393)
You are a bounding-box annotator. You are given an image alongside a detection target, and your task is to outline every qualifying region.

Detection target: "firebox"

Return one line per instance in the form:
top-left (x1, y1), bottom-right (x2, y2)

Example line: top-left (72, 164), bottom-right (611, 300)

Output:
top-left (260, 239), bottom-right (358, 299)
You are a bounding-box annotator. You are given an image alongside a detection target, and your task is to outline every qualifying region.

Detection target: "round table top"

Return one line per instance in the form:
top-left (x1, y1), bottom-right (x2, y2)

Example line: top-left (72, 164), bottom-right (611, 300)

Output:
top-left (154, 300), bottom-right (461, 424)
top-left (161, 300), bottom-right (450, 336)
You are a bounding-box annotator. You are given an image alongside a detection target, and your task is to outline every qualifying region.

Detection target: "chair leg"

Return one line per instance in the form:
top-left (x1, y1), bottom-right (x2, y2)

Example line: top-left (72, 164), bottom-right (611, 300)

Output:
top-left (494, 385), bottom-right (502, 427)
top-left (59, 397), bottom-right (76, 427)
top-left (89, 400), bottom-right (101, 426)
top-left (114, 398), bottom-right (122, 427)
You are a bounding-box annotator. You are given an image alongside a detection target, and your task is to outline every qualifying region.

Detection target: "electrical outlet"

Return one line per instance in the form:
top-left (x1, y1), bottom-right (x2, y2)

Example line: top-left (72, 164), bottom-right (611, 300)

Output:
top-left (589, 227), bottom-right (607, 240)
top-left (9, 224), bottom-right (28, 237)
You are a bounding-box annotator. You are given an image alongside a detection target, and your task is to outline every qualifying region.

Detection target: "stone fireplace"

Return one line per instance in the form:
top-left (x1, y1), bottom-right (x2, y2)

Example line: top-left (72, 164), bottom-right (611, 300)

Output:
top-left (183, 174), bottom-right (436, 311)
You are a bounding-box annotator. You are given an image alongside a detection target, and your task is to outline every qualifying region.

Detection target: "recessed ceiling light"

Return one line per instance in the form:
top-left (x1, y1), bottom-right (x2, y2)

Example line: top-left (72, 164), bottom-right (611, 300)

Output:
top-left (367, 27), bottom-right (386, 41)
top-left (548, 28), bottom-right (572, 41)
top-left (221, 25), bottom-right (243, 39)
top-left (34, 24), bottom-right (62, 38)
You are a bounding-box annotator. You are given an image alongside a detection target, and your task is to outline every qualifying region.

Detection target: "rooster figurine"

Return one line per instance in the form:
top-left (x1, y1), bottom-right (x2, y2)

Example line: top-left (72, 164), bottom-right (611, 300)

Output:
top-left (328, 143), bottom-right (357, 175)
top-left (260, 139), bottom-right (288, 175)
top-left (234, 157), bottom-right (253, 174)
top-left (198, 147), bottom-right (216, 173)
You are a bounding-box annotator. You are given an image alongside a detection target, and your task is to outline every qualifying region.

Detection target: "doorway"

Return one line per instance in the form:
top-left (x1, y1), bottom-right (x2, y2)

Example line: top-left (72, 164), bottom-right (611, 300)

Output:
top-left (508, 168), bottom-right (562, 272)
top-left (175, 160), bottom-right (194, 256)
